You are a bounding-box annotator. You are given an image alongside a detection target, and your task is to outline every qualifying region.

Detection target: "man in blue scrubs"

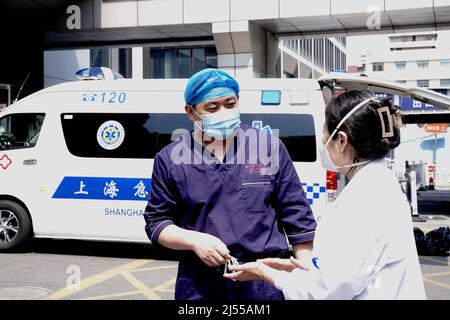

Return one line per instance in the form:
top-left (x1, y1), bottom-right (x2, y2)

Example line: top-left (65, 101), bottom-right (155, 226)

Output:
top-left (144, 68), bottom-right (316, 300)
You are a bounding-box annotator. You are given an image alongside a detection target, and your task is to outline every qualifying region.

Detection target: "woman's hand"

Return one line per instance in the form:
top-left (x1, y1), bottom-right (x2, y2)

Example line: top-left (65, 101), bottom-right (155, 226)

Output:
top-left (258, 256), bottom-right (307, 272)
top-left (223, 262), bottom-right (276, 284)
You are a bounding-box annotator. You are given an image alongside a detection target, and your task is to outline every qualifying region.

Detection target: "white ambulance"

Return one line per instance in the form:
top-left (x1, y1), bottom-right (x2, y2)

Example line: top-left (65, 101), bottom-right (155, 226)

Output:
top-left (1, 70), bottom-right (449, 251)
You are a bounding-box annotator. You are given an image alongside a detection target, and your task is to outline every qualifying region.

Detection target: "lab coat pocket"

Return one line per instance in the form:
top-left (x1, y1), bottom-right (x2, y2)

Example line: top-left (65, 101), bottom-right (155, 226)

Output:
top-left (240, 181), bottom-right (274, 213)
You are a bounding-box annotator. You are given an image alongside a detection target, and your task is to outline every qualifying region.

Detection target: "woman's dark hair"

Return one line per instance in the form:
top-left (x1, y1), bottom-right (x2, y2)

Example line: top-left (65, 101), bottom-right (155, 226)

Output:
top-left (325, 90), bottom-right (401, 161)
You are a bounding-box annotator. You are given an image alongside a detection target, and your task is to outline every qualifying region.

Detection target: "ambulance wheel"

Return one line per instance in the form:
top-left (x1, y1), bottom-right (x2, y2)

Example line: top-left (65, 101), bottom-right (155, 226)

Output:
top-left (0, 200), bottom-right (32, 251)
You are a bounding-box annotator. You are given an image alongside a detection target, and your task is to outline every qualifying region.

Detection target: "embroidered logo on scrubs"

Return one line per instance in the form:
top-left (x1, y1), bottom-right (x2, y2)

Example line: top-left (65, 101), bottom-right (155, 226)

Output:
top-left (97, 120), bottom-right (125, 150)
top-left (312, 257), bottom-right (320, 270)
top-left (251, 120), bottom-right (273, 134)
top-left (0, 154), bottom-right (12, 170)
top-left (245, 163), bottom-right (264, 174)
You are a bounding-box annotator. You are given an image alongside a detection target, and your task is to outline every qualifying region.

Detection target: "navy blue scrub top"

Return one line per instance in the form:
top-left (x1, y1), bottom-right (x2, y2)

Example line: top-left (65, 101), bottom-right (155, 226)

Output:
top-left (144, 124), bottom-right (316, 262)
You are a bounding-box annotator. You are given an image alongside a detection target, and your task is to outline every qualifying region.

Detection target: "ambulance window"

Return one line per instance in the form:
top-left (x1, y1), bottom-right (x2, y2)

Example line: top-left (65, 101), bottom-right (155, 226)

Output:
top-left (240, 114), bottom-right (317, 162)
top-left (157, 114), bottom-right (193, 152)
top-left (0, 113), bottom-right (45, 150)
top-left (61, 113), bottom-right (158, 158)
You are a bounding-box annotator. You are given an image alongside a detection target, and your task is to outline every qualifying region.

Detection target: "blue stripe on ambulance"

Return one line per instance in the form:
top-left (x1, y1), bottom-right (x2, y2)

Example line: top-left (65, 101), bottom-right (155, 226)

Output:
top-left (52, 177), bottom-right (151, 201)
top-left (53, 177), bottom-right (325, 205)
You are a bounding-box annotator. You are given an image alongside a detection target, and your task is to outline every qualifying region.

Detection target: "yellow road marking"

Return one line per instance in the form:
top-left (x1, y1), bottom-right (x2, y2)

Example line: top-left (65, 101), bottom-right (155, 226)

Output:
top-left (80, 276), bottom-right (176, 300)
top-left (152, 277), bottom-right (176, 292)
top-left (78, 290), bottom-right (141, 300)
top-left (423, 271), bottom-right (450, 278)
top-left (420, 256), bottom-right (450, 266)
top-left (47, 259), bottom-right (152, 300)
top-left (156, 289), bottom-right (175, 293)
top-left (423, 277), bottom-right (450, 291)
top-left (132, 265), bottom-right (178, 273)
top-left (121, 272), bottom-right (162, 300)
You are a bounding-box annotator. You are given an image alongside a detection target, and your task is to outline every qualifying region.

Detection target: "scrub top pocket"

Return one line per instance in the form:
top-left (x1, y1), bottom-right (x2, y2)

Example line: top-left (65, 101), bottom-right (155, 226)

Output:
top-left (240, 181), bottom-right (274, 213)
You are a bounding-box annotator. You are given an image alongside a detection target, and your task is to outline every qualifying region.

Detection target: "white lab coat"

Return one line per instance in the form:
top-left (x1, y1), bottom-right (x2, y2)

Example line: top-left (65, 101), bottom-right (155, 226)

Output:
top-left (273, 159), bottom-right (426, 299)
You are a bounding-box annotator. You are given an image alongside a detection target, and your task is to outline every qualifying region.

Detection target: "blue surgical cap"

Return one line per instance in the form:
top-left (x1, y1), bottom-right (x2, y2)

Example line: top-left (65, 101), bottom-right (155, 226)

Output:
top-left (184, 68), bottom-right (240, 105)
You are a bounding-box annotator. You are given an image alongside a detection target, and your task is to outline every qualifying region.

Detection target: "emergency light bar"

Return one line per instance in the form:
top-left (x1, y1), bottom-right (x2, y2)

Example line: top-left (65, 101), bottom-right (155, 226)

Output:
top-left (76, 67), bottom-right (124, 81)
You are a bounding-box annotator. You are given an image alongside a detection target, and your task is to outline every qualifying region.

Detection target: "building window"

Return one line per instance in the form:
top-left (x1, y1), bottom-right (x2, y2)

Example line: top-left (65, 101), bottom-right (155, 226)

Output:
top-left (0, 113), bottom-right (45, 150)
top-left (150, 49), bottom-right (165, 79)
top-left (417, 60), bottom-right (429, 69)
top-left (440, 59), bottom-right (450, 67)
top-left (390, 46), bottom-right (435, 51)
top-left (397, 80), bottom-right (407, 84)
top-left (415, 34), bottom-right (437, 41)
top-left (118, 48), bottom-right (133, 78)
top-left (164, 49), bottom-right (177, 78)
top-left (192, 48), bottom-right (205, 74)
top-left (143, 46), bottom-right (217, 79)
top-left (389, 34), bottom-right (437, 42)
top-left (240, 114), bottom-right (316, 162)
top-left (90, 48), bottom-right (133, 78)
top-left (417, 80), bottom-right (429, 87)
top-left (61, 113), bottom-right (159, 159)
top-left (205, 47), bottom-right (217, 69)
top-left (440, 79), bottom-right (450, 87)
top-left (90, 48), bottom-right (109, 68)
top-left (395, 61), bottom-right (406, 70)
top-left (389, 35), bottom-right (414, 42)
top-left (372, 62), bottom-right (384, 72)
top-left (335, 37), bottom-right (346, 47)
top-left (178, 49), bottom-right (192, 78)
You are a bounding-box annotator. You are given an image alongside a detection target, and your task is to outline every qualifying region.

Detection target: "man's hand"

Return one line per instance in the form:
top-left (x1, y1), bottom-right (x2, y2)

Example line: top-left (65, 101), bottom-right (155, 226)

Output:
top-left (257, 256), bottom-right (304, 272)
top-left (156, 225), bottom-right (231, 267)
top-left (189, 232), bottom-right (232, 267)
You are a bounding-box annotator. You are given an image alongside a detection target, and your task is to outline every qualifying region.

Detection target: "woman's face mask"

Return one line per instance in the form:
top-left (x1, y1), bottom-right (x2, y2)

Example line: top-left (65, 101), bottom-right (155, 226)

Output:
top-left (320, 130), bottom-right (370, 172)
top-left (193, 106), bottom-right (241, 140)
top-left (319, 138), bottom-right (338, 171)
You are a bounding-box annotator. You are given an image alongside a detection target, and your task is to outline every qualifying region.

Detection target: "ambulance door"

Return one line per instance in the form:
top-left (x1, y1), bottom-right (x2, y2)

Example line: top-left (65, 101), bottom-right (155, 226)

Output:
top-left (44, 112), bottom-right (160, 242)
top-left (0, 112), bottom-right (46, 244)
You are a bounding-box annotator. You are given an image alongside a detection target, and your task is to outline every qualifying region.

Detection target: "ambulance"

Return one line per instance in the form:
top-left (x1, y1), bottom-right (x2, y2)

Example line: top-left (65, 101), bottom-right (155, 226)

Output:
top-left (1, 68), bottom-right (449, 251)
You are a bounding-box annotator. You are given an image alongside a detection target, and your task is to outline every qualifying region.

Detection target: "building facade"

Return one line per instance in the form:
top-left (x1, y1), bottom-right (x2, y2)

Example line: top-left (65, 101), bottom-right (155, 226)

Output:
top-left (364, 31), bottom-right (450, 96)
top-left (279, 37), bottom-right (346, 79)
top-left (41, 0), bottom-right (450, 88)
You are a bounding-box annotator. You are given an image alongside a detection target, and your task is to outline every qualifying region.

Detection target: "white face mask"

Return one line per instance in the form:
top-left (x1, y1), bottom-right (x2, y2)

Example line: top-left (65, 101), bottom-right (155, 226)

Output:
top-left (193, 107), bottom-right (241, 140)
top-left (319, 142), bottom-right (370, 171)
top-left (320, 97), bottom-right (378, 171)
top-left (319, 142), bottom-right (339, 171)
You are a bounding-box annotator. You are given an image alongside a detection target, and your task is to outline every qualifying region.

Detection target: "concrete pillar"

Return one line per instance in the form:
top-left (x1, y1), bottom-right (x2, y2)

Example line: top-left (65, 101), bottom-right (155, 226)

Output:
top-left (213, 21), bottom-right (267, 78)
top-left (267, 32), bottom-right (281, 78)
top-left (110, 48), bottom-right (119, 72)
top-left (132, 47), bottom-right (143, 79)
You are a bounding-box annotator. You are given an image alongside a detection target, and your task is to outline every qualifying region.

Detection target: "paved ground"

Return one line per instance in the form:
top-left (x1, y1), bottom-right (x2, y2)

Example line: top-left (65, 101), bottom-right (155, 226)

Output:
top-left (0, 215), bottom-right (448, 300)
top-left (0, 239), bottom-right (178, 300)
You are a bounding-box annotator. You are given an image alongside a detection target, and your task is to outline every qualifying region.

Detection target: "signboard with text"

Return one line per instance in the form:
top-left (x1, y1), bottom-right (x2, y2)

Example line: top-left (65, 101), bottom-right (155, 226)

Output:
top-left (424, 123), bottom-right (448, 133)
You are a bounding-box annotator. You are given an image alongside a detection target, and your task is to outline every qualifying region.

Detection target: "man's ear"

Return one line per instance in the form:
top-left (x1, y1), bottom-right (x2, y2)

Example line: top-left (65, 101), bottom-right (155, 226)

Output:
top-left (185, 104), bottom-right (196, 121)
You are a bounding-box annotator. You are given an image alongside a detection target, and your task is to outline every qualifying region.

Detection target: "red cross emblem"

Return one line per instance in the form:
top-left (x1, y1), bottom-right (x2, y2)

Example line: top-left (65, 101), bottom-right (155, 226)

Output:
top-left (0, 155), bottom-right (12, 170)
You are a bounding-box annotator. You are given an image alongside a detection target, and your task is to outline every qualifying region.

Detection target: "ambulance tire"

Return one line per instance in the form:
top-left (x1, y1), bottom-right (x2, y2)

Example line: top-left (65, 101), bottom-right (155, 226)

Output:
top-left (0, 200), bottom-right (32, 251)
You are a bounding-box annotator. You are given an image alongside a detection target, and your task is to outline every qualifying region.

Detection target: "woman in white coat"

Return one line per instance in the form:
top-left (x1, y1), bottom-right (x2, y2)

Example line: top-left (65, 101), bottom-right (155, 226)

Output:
top-left (224, 90), bottom-right (426, 300)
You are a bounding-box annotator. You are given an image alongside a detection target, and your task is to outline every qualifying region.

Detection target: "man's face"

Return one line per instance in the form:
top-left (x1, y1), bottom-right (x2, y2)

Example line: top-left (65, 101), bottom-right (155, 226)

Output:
top-left (185, 95), bottom-right (239, 121)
